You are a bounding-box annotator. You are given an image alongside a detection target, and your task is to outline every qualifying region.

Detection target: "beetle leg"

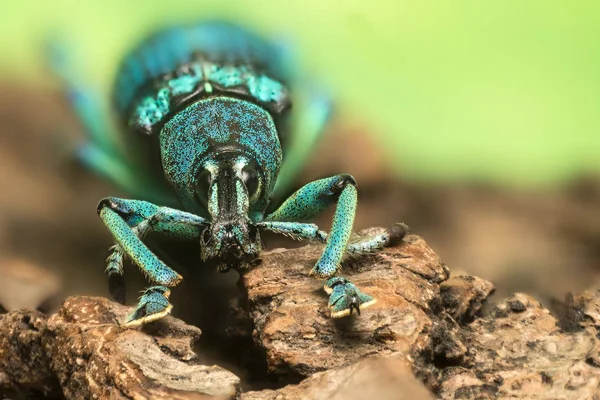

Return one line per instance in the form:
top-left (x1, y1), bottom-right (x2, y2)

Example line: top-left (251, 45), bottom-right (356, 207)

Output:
top-left (265, 177), bottom-right (409, 317)
top-left (97, 197), bottom-right (208, 326)
top-left (256, 221), bottom-right (327, 242)
top-left (324, 277), bottom-right (376, 318)
top-left (345, 223), bottom-right (408, 256)
top-left (265, 175), bottom-right (368, 317)
top-left (258, 221), bottom-right (408, 256)
top-left (266, 174), bottom-right (358, 278)
top-left (257, 219), bottom-right (375, 318)
top-left (124, 286), bottom-right (173, 327)
top-left (257, 220), bottom-right (406, 317)
top-left (105, 245), bottom-right (126, 304)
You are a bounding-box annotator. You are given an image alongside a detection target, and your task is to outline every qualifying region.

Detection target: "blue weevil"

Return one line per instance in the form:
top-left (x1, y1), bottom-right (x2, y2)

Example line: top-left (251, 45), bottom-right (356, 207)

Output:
top-left (52, 21), bottom-right (406, 327)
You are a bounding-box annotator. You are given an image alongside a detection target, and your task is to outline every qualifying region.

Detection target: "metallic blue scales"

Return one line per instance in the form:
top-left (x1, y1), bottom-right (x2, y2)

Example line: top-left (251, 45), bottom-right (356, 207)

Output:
top-left (114, 22), bottom-right (289, 111)
top-left (160, 97), bottom-right (282, 217)
top-left (52, 21), bottom-right (407, 327)
top-left (131, 64), bottom-right (288, 133)
top-left (114, 21), bottom-right (291, 135)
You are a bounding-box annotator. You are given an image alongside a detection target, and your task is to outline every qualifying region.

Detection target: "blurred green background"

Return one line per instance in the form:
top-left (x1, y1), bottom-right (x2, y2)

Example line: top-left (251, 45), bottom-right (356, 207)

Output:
top-left (2, 0), bottom-right (599, 186)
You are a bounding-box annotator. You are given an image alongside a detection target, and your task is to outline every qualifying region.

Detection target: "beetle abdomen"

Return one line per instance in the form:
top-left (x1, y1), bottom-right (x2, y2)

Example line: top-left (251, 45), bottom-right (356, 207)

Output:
top-left (114, 21), bottom-right (292, 134)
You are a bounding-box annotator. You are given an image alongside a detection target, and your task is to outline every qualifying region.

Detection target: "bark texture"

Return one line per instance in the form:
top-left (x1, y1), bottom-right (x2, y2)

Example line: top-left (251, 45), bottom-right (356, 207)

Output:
top-left (0, 297), bottom-right (240, 399)
top-left (2, 231), bottom-right (600, 399)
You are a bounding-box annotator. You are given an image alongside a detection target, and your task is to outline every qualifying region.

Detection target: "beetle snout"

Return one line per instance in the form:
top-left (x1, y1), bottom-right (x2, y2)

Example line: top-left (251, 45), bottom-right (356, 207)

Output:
top-left (221, 223), bottom-right (244, 250)
top-left (201, 222), bottom-right (261, 269)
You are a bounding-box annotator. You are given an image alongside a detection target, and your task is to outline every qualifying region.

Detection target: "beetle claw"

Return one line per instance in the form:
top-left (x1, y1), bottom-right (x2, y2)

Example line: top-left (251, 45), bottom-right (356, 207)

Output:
top-left (324, 277), bottom-right (376, 318)
top-left (124, 286), bottom-right (172, 327)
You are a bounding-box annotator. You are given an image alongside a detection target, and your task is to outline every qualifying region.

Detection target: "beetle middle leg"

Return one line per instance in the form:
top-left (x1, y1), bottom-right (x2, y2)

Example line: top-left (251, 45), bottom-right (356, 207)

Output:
top-left (258, 221), bottom-right (407, 255)
top-left (97, 197), bottom-right (208, 326)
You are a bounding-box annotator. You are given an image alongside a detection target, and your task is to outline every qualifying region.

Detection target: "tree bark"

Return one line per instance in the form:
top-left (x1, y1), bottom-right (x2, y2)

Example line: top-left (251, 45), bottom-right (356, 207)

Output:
top-left (2, 230), bottom-right (599, 399)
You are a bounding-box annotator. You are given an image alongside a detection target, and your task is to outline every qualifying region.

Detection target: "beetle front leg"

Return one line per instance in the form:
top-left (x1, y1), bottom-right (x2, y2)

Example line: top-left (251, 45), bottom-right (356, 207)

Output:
top-left (126, 286), bottom-right (173, 327)
top-left (265, 175), bottom-right (376, 317)
top-left (324, 277), bottom-right (376, 318)
top-left (323, 222), bottom-right (406, 316)
top-left (266, 174), bottom-right (358, 277)
top-left (97, 197), bottom-right (208, 326)
top-left (258, 221), bottom-right (406, 317)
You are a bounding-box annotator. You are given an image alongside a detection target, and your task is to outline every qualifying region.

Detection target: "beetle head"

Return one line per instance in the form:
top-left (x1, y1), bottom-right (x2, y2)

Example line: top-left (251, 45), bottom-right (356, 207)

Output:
top-left (198, 154), bottom-right (263, 271)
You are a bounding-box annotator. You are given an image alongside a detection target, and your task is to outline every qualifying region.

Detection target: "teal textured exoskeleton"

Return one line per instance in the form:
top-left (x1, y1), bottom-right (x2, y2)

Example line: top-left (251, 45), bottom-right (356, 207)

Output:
top-left (51, 21), bottom-right (406, 326)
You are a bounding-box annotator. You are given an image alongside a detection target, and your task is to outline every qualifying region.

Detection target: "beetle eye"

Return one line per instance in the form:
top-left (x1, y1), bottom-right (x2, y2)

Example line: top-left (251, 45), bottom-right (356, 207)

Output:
top-left (196, 169), bottom-right (211, 205)
top-left (241, 165), bottom-right (260, 198)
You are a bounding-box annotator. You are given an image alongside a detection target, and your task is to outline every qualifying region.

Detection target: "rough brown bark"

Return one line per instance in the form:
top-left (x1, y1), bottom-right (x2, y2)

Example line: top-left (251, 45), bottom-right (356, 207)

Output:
top-left (2, 231), bottom-right (600, 399)
top-left (434, 291), bottom-right (600, 399)
top-left (0, 297), bottom-right (240, 399)
top-left (241, 357), bottom-right (433, 400)
top-left (240, 230), bottom-right (600, 399)
top-left (240, 231), bottom-right (451, 378)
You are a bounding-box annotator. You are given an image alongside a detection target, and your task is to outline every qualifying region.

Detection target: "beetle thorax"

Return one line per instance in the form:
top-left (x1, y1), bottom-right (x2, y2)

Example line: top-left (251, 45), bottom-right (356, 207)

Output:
top-left (159, 96), bottom-right (283, 216)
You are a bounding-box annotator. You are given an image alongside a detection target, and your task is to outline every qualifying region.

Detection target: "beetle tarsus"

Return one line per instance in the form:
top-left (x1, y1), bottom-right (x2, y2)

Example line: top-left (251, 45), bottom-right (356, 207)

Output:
top-left (124, 286), bottom-right (173, 327)
top-left (325, 277), bottom-right (376, 318)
